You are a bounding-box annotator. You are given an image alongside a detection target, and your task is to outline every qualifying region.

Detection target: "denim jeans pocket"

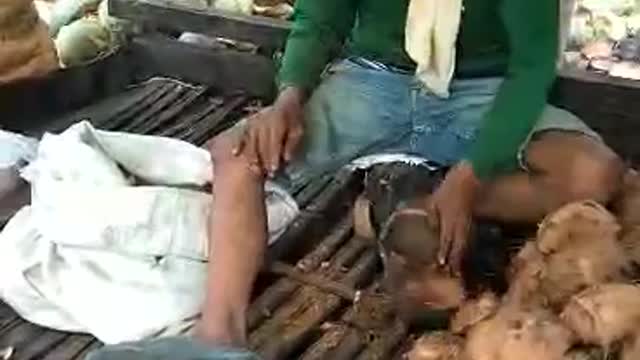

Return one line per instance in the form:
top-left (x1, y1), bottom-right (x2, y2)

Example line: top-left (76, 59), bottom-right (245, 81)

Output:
top-left (451, 121), bottom-right (479, 141)
top-left (321, 58), bottom-right (360, 79)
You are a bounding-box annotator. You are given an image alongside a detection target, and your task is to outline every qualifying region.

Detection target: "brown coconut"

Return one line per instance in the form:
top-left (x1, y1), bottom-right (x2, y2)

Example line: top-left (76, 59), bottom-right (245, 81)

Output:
top-left (612, 169), bottom-right (640, 230)
top-left (614, 169), bottom-right (640, 267)
top-left (622, 332), bottom-right (640, 360)
top-left (464, 305), bottom-right (573, 360)
top-left (385, 251), bottom-right (465, 321)
top-left (450, 292), bottom-right (499, 335)
top-left (620, 227), bottom-right (640, 269)
top-left (380, 206), bottom-right (465, 322)
top-left (511, 201), bottom-right (627, 308)
top-left (406, 331), bottom-right (465, 360)
top-left (561, 283), bottom-right (640, 348)
top-left (504, 241), bottom-right (547, 307)
top-left (0, 0), bottom-right (58, 83)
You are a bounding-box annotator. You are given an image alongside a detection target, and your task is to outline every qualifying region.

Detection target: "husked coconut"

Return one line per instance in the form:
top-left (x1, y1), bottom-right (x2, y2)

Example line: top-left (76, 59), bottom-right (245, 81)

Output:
top-left (612, 169), bottom-right (640, 230)
top-left (538, 238), bottom-right (626, 308)
top-left (622, 332), bottom-right (640, 360)
top-left (450, 292), bottom-right (499, 335)
top-left (379, 206), bottom-right (465, 322)
top-left (504, 241), bottom-right (546, 307)
top-left (464, 305), bottom-right (573, 360)
top-left (564, 347), bottom-right (606, 360)
top-left (620, 227), bottom-right (640, 268)
top-left (510, 201), bottom-right (627, 308)
top-left (0, 0), bottom-right (58, 83)
top-left (406, 331), bottom-right (465, 360)
top-left (462, 203), bottom-right (628, 360)
top-left (385, 251), bottom-right (465, 321)
top-left (536, 201), bottom-right (620, 254)
top-left (506, 241), bottom-right (541, 283)
top-left (615, 169), bottom-right (640, 267)
top-left (561, 284), bottom-right (640, 348)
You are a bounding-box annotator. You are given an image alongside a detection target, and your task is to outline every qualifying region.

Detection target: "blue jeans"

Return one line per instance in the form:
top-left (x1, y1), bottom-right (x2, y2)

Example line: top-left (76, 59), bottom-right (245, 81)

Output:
top-left (276, 58), bottom-right (598, 193)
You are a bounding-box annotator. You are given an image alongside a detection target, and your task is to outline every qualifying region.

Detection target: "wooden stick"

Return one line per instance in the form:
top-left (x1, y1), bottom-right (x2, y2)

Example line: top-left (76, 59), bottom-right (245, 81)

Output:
top-left (299, 323), bottom-right (350, 360)
top-left (249, 236), bottom-right (370, 349)
top-left (267, 261), bottom-right (358, 301)
top-left (247, 215), bottom-right (352, 330)
top-left (301, 280), bottom-right (391, 360)
top-left (325, 328), bottom-right (365, 360)
top-left (355, 319), bottom-right (408, 360)
top-left (258, 249), bottom-right (379, 360)
top-left (301, 323), bottom-right (364, 360)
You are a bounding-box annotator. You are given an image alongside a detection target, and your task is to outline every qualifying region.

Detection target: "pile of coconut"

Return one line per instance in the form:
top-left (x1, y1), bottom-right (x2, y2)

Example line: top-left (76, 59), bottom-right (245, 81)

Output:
top-left (404, 170), bottom-right (640, 360)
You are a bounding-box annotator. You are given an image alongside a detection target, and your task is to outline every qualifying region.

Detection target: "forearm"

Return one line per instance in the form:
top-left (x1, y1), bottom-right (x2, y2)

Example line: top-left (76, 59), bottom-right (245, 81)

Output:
top-left (467, 72), bottom-right (554, 178)
top-left (197, 164), bottom-right (267, 346)
top-left (466, 0), bottom-right (558, 179)
top-left (277, 86), bottom-right (309, 106)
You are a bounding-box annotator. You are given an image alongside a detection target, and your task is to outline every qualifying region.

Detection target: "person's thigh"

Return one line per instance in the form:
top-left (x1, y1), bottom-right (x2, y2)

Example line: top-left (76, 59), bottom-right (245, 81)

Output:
top-left (525, 131), bottom-right (613, 176)
top-left (517, 106), bottom-right (605, 171)
top-left (411, 79), bottom-right (616, 182)
top-left (279, 60), bottom-right (414, 191)
top-left (521, 109), bottom-right (623, 203)
top-left (410, 77), bottom-right (503, 166)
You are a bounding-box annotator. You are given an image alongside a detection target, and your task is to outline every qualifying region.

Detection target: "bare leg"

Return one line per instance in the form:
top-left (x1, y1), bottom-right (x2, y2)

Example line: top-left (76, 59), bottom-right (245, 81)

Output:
top-left (196, 134), bottom-right (267, 347)
top-left (474, 131), bottom-right (624, 223)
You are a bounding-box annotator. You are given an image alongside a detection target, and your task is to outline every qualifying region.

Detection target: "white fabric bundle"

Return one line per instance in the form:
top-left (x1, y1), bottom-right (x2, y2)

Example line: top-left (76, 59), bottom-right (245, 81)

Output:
top-left (0, 121), bottom-right (298, 344)
top-left (0, 131), bottom-right (38, 169)
top-left (213, 0), bottom-right (253, 15)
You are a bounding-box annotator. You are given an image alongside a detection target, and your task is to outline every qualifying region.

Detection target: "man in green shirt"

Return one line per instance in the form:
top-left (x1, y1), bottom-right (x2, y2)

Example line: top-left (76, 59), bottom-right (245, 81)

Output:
top-left (93, 0), bottom-right (625, 355)
top-left (203, 0), bottom-right (624, 347)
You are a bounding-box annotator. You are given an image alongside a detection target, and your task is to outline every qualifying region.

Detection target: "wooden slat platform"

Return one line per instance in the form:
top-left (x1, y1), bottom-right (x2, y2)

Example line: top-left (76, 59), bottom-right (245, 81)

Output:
top-left (0, 303), bottom-right (101, 360)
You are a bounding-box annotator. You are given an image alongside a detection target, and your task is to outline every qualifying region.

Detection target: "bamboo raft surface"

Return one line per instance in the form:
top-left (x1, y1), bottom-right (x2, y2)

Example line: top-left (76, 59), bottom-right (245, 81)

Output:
top-left (0, 76), bottom-right (411, 360)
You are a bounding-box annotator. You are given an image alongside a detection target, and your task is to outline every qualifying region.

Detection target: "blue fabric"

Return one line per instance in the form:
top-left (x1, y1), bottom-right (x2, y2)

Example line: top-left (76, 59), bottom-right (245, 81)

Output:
top-left (277, 57), bottom-right (502, 192)
top-left (85, 337), bottom-right (260, 360)
top-left (274, 57), bottom-right (597, 193)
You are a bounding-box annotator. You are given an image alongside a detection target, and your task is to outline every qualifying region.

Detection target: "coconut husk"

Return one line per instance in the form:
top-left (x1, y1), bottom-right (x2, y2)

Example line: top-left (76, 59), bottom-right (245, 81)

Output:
top-left (507, 201), bottom-right (627, 309)
top-left (0, 0), bottom-right (58, 83)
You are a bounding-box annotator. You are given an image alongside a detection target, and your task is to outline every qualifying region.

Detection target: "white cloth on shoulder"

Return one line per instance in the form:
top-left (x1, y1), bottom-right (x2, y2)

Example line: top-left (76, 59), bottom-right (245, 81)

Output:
top-left (405, 0), bottom-right (464, 98)
top-left (0, 121), bottom-right (298, 344)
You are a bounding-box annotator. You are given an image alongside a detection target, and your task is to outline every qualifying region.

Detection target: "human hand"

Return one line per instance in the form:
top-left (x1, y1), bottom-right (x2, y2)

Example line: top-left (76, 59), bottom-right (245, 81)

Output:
top-left (427, 161), bottom-right (481, 274)
top-left (232, 87), bottom-right (305, 177)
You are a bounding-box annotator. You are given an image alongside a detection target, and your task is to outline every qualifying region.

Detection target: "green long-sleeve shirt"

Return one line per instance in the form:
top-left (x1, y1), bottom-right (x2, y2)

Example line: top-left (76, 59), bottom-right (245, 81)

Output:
top-left (278, 0), bottom-right (559, 179)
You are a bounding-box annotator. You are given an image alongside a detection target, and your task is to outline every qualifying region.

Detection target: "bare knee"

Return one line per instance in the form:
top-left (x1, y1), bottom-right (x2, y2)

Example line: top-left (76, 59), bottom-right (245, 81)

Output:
top-left (207, 133), bottom-right (263, 182)
top-left (557, 147), bottom-right (624, 205)
top-left (527, 132), bottom-right (625, 206)
top-left (208, 132), bottom-right (235, 164)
